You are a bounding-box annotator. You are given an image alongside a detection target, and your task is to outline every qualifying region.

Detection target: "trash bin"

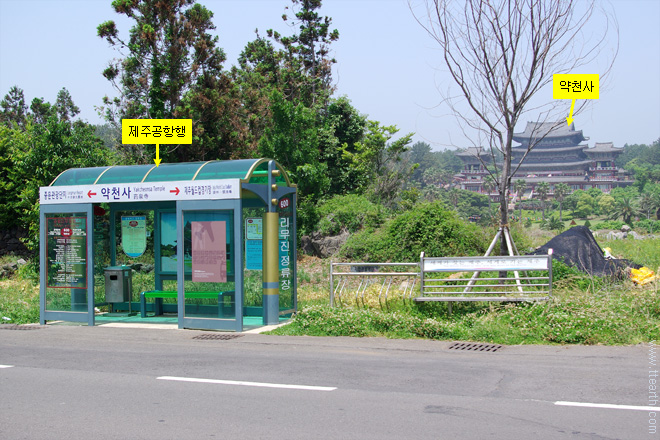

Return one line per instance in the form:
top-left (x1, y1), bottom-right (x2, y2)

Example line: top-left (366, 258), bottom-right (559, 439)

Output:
top-left (104, 266), bottom-right (132, 309)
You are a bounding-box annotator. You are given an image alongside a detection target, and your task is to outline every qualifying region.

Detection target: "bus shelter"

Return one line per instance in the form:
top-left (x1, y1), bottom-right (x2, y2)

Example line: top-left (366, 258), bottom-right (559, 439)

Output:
top-left (38, 159), bottom-right (297, 331)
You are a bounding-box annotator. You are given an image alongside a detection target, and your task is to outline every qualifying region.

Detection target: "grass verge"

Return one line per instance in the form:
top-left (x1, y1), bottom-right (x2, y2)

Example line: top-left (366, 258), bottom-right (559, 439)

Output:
top-left (267, 282), bottom-right (660, 344)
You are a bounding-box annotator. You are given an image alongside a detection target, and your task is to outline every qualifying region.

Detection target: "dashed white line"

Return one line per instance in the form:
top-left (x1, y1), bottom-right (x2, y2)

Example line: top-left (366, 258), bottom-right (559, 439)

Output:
top-left (157, 376), bottom-right (336, 391)
top-left (0, 365), bottom-right (14, 369)
top-left (555, 401), bottom-right (657, 412)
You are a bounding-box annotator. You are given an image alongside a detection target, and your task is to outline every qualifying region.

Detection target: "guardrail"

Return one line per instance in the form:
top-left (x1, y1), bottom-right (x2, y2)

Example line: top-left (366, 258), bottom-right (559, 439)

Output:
top-left (329, 262), bottom-right (419, 308)
top-left (415, 251), bottom-right (553, 302)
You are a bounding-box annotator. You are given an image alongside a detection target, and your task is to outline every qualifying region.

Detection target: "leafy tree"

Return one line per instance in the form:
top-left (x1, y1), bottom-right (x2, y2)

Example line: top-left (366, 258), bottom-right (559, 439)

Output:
top-left (322, 96), bottom-right (368, 196)
top-left (258, 89), bottom-right (329, 201)
top-left (543, 215), bottom-right (564, 233)
top-left (553, 182), bottom-right (570, 221)
top-left (575, 193), bottom-right (594, 219)
top-left (536, 182), bottom-right (550, 221)
top-left (97, 0), bottom-right (230, 163)
top-left (514, 179), bottom-right (526, 221)
top-left (598, 194), bottom-right (615, 216)
top-left (3, 117), bottom-right (112, 249)
top-left (483, 174), bottom-right (497, 217)
top-left (343, 121), bottom-right (413, 207)
top-left (638, 191), bottom-right (659, 220)
top-left (609, 194), bottom-right (637, 225)
top-left (29, 97), bottom-right (56, 125)
top-left (54, 88), bottom-right (80, 122)
top-left (27, 88), bottom-right (80, 126)
top-left (0, 86), bottom-right (28, 127)
top-left (267, 0), bottom-right (339, 108)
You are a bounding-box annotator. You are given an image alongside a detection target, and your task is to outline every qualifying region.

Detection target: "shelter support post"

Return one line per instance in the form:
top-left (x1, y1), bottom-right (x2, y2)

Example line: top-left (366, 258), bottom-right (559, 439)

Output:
top-left (263, 211), bottom-right (279, 325)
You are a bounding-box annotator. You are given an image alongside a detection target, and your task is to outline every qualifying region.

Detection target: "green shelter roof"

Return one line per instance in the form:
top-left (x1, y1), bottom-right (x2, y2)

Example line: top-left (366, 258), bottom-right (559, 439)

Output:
top-left (50, 159), bottom-right (292, 187)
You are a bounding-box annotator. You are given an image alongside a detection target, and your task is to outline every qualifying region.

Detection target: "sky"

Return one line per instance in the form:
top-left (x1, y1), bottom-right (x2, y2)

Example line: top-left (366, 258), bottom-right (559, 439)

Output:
top-left (0, 0), bottom-right (658, 151)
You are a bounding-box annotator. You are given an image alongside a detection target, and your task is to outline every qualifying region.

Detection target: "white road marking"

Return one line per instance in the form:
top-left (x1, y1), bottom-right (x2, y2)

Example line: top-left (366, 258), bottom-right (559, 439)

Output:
top-left (157, 376), bottom-right (336, 391)
top-left (555, 401), bottom-right (658, 411)
top-left (0, 365), bottom-right (14, 369)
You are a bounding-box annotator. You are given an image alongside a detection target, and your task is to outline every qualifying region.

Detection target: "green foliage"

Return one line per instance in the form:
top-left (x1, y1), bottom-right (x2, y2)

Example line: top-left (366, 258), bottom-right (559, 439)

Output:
top-left (635, 219), bottom-right (660, 234)
top-left (271, 280), bottom-right (660, 344)
top-left (343, 120), bottom-right (414, 207)
top-left (594, 220), bottom-right (625, 230)
top-left (544, 215), bottom-right (565, 233)
top-left (259, 89), bottom-right (330, 201)
top-left (340, 201), bottom-right (487, 262)
top-left (317, 194), bottom-right (385, 235)
top-left (0, 85), bottom-right (27, 127)
top-left (0, 279), bottom-right (40, 324)
top-left (406, 142), bottom-right (463, 188)
top-left (1, 115), bottom-right (112, 250)
top-left (601, 237), bottom-right (660, 271)
top-left (266, 0), bottom-right (339, 108)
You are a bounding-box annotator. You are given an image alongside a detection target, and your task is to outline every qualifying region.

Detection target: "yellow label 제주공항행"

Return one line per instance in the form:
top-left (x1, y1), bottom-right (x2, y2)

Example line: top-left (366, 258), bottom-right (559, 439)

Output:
top-left (121, 119), bottom-right (192, 144)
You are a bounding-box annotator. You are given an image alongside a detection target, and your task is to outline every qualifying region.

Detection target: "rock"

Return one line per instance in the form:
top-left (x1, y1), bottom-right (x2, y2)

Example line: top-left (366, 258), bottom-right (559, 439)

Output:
top-left (621, 224), bottom-right (631, 232)
top-left (141, 264), bottom-right (154, 273)
top-left (17, 258), bottom-right (27, 266)
top-left (300, 229), bottom-right (351, 258)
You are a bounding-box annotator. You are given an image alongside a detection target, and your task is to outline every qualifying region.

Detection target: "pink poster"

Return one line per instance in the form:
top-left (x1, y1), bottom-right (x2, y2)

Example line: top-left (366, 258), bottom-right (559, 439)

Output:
top-left (192, 221), bottom-right (226, 283)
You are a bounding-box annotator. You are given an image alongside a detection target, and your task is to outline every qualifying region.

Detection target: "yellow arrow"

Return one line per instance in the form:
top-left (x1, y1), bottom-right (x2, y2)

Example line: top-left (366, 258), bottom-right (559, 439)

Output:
top-left (154, 144), bottom-right (162, 167)
top-left (566, 98), bottom-right (576, 126)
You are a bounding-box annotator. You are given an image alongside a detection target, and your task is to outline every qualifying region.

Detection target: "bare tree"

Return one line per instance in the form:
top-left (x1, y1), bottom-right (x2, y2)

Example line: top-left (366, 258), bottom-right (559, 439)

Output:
top-left (414, 0), bottom-right (617, 255)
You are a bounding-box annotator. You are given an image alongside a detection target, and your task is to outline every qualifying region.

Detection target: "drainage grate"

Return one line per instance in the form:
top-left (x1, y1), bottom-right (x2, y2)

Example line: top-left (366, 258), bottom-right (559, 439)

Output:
top-left (0, 324), bottom-right (46, 331)
top-left (448, 342), bottom-right (502, 352)
top-left (192, 333), bottom-right (243, 340)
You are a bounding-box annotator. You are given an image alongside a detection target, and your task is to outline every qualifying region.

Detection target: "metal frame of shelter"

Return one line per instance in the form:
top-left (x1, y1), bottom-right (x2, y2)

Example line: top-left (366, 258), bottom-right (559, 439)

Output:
top-left (38, 158), bottom-right (297, 331)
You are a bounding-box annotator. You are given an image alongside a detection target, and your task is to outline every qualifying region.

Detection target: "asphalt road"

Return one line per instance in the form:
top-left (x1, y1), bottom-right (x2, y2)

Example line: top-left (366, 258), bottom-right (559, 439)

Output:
top-left (0, 324), bottom-right (653, 440)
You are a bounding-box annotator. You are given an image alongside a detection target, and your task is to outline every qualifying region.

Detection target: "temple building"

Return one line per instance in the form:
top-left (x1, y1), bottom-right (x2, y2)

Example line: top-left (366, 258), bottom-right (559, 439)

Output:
top-left (454, 122), bottom-right (633, 200)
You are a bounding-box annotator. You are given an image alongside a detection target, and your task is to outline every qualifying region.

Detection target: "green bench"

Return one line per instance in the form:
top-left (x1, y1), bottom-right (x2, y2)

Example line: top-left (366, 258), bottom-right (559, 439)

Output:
top-left (140, 290), bottom-right (235, 318)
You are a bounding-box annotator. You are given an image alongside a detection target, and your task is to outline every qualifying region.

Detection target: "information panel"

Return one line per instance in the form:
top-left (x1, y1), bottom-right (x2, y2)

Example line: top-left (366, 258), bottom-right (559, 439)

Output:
top-left (46, 216), bottom-right (87, 289)
top-left (191, 221), bottom-right (227, 283)
top-left (121, 215), bottom-right (146, 258)
top-left (245, 218), bottom-right (263, 270)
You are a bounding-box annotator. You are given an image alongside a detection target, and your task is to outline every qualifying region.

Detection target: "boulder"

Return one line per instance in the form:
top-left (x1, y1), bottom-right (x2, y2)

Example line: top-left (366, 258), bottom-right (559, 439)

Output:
top-left (300, 229), bottom-right (351, 259)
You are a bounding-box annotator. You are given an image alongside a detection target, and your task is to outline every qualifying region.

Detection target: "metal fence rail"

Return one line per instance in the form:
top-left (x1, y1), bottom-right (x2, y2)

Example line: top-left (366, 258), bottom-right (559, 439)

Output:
top-left (416, 251), bottom-right (553, 302)
top-left (330, 251), bottom-right (553, 307)
top-left (329, 262), bottom-right (419, 308)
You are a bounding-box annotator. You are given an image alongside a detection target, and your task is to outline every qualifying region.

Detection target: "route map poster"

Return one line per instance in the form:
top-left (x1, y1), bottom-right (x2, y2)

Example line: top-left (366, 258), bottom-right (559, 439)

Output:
top-left (46, 216), bottom-right (87, 289)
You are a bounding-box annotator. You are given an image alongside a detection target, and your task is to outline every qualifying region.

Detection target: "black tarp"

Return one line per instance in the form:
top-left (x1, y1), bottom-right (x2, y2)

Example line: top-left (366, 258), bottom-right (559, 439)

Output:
top-left (528, 226), bottom-right (639, 276)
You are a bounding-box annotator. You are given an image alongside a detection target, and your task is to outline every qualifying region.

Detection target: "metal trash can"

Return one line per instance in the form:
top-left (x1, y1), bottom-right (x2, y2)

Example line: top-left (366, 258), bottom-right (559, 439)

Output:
top-left (104, 266), bottom-right (132, 305)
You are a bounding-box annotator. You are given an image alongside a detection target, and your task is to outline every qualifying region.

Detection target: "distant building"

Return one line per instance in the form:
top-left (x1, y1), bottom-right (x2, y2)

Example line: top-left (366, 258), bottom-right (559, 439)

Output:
top-left (454, 122), bottom-right (633, 201)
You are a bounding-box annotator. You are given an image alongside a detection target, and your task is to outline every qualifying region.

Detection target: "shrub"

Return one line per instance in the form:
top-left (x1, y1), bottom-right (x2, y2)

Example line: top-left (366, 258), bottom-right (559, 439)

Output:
top-left (340, 201), bottom-right (487, 262)
top-left (635, 219), bottom-right (660, 234)
top-left (594, 220), bottom-right (625, 230)
top-left (316, 194), bottom-right (385, 235)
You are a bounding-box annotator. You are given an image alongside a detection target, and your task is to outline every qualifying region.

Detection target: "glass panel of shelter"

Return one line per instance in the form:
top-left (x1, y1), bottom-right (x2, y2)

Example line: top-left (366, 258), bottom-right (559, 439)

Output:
top-left (108, 208), bottom-right (154, 313)
top-left (44, 212), bottom-right (89, 313)
top-left (242, 199), bottom-right (266, 325)
top-left (181, 210), bottom-right (236, 320)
